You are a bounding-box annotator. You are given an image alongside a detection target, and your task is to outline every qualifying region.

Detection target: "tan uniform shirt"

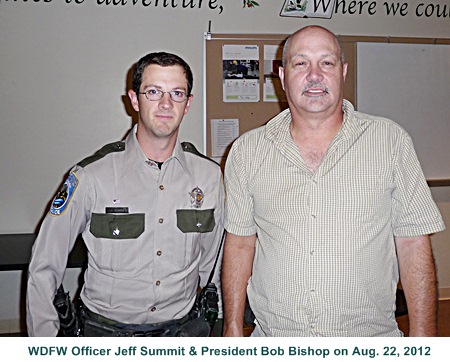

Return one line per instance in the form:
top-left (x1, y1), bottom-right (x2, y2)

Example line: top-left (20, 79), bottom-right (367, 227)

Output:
top-left (224, 100), bottom-right (445, 337)
top-left (27, 126), bottom-right (224, 336)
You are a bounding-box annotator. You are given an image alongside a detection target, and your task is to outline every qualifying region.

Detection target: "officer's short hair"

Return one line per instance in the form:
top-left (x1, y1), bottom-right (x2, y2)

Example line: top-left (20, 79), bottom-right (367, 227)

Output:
top-left (132, 52), bottom-right (193, 96)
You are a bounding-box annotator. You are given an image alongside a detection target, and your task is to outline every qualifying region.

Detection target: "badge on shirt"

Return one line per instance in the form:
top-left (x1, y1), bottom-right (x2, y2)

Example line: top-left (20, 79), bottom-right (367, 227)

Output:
top-left (50, 172), bottom-right (79, 216)
top-left (189, 186), bottom-right (204, 209)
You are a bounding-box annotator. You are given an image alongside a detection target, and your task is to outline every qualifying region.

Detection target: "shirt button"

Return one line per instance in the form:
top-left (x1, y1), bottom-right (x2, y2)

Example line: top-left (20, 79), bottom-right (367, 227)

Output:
top-left (310, 250), bottom-right (315, 256)
top-left (159, 185), bottom-right (164, 190)
top-left (156, 250), bottom-right (162, 256)
top-left (158, 218), bottom-right (164, 224)
top-left (150, 307), bottom-right (156, 312)
top-left (156, 281), bottom-right (161, 286)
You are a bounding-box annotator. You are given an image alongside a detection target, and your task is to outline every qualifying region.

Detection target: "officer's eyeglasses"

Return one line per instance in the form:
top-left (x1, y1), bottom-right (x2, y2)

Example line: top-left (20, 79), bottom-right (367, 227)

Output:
top-left (139, 89), bottom-right (189, 103)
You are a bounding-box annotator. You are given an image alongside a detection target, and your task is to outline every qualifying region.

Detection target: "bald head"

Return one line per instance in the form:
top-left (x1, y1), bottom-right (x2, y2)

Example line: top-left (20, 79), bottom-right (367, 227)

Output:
top-left (282, 26), bottom-right (345, 67)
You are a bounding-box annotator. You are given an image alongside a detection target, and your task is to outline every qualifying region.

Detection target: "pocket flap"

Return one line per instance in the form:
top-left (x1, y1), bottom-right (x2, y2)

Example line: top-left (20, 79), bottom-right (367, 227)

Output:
top-left (176, 209), bottom-right (215, 233)
top-left (90, 213), bottom-right (145, 239)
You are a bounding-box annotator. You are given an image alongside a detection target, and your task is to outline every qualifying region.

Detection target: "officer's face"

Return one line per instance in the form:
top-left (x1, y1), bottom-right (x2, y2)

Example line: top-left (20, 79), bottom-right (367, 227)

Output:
top-left (128, 64), bottom-right (192, 142)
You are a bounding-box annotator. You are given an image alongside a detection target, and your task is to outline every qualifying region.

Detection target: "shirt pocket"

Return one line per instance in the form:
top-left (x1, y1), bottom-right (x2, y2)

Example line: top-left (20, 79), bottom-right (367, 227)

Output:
top-left (333, 171), bottom-right (391, 222)
top-left (89, 213), bottom-right (145, 272)
top-left (175, 209), bottom-right (215, 269)
top-left (176, 209), bottom-right (215, 233)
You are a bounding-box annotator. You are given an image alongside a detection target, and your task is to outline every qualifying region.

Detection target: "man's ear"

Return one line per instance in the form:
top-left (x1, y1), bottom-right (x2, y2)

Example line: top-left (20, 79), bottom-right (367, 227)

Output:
top-left (343, 62), bottom-right (348, 82)
top-left (128, 89), bottom-right (139, 112)
top-left (279, 66), bottom-right (285, 91)
top-left (184, 94), bottom-right (193, 115)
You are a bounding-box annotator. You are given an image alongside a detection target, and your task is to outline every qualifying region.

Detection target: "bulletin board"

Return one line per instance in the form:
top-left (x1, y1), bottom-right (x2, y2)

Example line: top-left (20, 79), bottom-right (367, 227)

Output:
top-left (204, 32), bottom-right (356, 163)
top-left (204, 33), bottom-right (450, 186)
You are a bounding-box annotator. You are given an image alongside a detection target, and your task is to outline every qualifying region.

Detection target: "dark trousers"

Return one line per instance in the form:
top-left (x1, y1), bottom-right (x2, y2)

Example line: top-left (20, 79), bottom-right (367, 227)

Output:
top-left (80, 305), bottom-right (190, 337)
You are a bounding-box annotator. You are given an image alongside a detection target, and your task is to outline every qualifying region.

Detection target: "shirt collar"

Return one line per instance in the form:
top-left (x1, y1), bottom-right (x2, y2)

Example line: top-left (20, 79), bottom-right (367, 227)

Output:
top-left (122, 125), bottom-right (189, 176)
top-left (264, 108), bottom-right (292, 149)
top-left (264, 100), bottom-right (359, 147)
top-left (171, 140), bottom-right (190, 176)
top-left (340, 99), bottom-right (359, 137)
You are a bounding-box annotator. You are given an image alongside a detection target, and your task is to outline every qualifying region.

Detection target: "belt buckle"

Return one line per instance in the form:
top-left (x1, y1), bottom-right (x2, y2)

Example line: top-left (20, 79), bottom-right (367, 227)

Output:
top-left (133, 328), bottom-right (166, 337)
top-left (115, 330), bottom-right (135, 337)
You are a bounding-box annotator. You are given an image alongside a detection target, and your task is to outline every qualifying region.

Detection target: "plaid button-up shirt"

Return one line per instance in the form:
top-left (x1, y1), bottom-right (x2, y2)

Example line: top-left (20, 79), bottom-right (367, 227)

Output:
top-left (224, 100), bottom-right (445, 337)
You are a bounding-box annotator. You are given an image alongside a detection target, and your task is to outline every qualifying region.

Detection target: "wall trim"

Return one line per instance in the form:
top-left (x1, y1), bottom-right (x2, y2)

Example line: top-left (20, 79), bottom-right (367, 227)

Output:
top-left (0, 319), bottom-right (22, 335)
top-left (439, 287), bottom-right (450, 300)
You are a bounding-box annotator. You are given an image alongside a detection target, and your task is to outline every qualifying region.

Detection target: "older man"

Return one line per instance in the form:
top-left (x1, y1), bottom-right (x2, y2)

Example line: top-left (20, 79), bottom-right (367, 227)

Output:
top-left (222, 26), bottom-right (444, 337)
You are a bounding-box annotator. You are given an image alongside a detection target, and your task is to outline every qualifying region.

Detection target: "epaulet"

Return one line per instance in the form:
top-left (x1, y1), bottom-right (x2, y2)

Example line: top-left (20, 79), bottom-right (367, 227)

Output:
top-left (77, 141), bottom-right (125, 168)
top-left (181, 142), bottom-right (219, 167)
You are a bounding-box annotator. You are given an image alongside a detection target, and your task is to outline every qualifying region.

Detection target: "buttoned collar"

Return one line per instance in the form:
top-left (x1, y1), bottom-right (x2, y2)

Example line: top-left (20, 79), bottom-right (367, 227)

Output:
top-left (122, 125), bottom-right (190, 177)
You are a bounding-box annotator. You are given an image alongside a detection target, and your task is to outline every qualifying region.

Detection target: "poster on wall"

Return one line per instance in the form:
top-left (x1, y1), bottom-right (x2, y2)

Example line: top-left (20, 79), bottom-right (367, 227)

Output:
top-left (280, 0), bottom-right (336, 18)
top-left (222, 45), bottom-right (260, 102)
top-left (263, 45), bottom-right (286, 102)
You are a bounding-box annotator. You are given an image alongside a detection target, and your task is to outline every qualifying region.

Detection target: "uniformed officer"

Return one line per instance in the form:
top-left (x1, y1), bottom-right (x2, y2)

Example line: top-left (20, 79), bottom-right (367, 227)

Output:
top-left (26, 52), bottom-right (224, 337)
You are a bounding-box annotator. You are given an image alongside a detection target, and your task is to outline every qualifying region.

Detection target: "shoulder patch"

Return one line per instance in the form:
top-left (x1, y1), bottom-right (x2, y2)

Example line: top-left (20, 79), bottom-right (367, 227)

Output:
top-left (50, 172), bottom-right (79, 216)
top-left (181, 142), bottom-right (219, 167)
top-left (78, 141), bottom-right (125, 168)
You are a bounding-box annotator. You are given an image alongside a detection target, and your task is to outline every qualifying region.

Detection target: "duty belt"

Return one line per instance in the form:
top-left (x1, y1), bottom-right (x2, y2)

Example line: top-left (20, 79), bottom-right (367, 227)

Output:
top-left (80, 304), bottom-right (190, 337)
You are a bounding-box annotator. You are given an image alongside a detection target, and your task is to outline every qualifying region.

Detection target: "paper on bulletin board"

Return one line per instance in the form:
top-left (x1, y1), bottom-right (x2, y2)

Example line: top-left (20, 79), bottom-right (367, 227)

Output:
top-left (211, 118), bottom-right (239, 158)
top-left (263, 44), bottom-right (286, 102)
top-left (222, 45), bottom-right (259, 102)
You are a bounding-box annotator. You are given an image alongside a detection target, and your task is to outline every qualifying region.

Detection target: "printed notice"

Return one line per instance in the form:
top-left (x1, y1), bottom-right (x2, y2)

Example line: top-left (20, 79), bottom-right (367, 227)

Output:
top-left (222, 45), bottom-right (259, 102)
top-left (263, 45), bottom-right (286, 103)
top-left (211, 119), bottom-right (239, 158)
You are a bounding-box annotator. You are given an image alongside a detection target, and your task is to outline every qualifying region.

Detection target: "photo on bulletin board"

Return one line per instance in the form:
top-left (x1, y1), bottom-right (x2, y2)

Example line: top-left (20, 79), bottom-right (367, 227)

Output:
top-left (222, 44), bottom-right (260, 102)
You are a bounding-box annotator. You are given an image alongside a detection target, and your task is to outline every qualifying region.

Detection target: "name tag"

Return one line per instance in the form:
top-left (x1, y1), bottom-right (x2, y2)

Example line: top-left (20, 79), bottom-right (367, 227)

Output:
top-left (105, 207), bottom-right (129, 214)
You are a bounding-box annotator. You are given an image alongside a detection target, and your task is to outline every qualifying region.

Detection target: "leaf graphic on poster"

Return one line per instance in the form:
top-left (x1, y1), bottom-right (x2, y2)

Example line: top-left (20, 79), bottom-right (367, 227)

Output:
top-left (280, 0), bottom-right (336, 19)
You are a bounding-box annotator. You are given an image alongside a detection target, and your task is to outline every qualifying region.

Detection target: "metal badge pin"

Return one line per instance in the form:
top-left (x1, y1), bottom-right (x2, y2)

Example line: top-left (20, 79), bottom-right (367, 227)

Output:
top-left (189, 186), bottom-right (204, 209)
